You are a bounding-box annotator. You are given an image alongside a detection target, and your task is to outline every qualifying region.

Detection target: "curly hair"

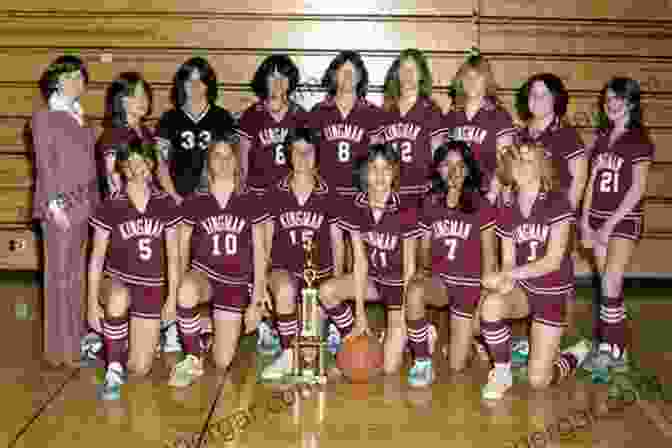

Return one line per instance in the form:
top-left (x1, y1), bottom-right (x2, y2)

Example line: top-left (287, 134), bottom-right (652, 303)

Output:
top-left (38, 55), bottom-right (89, 101)
top-left (383, 49), bottom-right (433, 105)
top-left (250, 54), bottom-right (300, 100)
top-left (104, 71), bottom-right (153, 128)
top-left (598, 77), bottom-right (643, 129)
top-left (321, 50), bottom-right (369, 98)
top-left (515, 73), bottom-right (569, 123)
top-left (171, 57), bottom-right (219, 107)
top-left (352, 143), bottom-right (401, 193)
top-left (429, 140), bottom-right (482, 212)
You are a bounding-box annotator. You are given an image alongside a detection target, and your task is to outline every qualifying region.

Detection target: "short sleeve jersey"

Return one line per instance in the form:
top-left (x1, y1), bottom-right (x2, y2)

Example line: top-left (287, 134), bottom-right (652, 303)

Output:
top-left (419, 193), bottom-right (496, 287)
top-left (496, 190), bottom-right (575, 294)
top-left (182, 187), bottom-right (271, 284)
top-left (338, 192), bottom-right (423, 285)
top-left (588, 128), bottom-right (655, 220)
top-left (266, 176), bottom-right (339, 278)
top-left (443, 99), bottom-right (516, 183)
top-left (306, 98), bottom-right (387, 196)
top-left (516, 118), bottom-right (585, 191)
top-left (237, 101), bottom-right (307, 194)
top-left (156, 105), bottom-right (237, 197)
top-left (380, 98), bottom-right (449, 196)
top-left (89, 189), bottom-right (182, 286)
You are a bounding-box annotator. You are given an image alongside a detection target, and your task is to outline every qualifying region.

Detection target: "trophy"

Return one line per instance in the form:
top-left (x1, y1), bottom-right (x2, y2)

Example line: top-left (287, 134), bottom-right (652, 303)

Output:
top-left (292, 238), bottom-right (327, 384)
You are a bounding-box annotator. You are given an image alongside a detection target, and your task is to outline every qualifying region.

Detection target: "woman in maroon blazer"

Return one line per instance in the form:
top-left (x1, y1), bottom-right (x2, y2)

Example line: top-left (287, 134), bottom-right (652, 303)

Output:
top-left (33, 55), bottom-right (99, 367)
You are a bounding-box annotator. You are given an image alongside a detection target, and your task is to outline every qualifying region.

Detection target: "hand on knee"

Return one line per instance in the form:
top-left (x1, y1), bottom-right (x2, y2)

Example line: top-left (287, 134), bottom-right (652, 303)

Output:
top-left (528, 369), bottom-right (552, 389)
top-left (480, 293), bottom-right (506, 322)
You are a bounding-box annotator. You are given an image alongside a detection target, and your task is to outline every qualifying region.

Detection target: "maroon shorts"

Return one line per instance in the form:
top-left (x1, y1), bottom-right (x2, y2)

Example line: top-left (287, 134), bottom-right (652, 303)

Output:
top-left (112, 280), bottom-right (165, 320)
top-left (372, 280), bottom-right (403, 311)
top-left (588, 214), bottom-right (643, 242)
top-left (209, 279), bottom-right (251, 314)
top-left (518, 280), bottom-right (571, 328)
top-left (445, 284), bottom-right (481, 320)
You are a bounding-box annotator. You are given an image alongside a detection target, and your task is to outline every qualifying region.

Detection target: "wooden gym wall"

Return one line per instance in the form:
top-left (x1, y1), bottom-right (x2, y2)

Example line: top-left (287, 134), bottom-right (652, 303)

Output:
top-left (0, 0), bottom-right (671, 275)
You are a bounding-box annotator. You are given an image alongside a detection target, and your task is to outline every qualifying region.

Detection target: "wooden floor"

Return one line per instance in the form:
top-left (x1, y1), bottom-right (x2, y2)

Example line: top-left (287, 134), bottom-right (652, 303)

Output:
top-left (2, 281), bottom-right (672, 448)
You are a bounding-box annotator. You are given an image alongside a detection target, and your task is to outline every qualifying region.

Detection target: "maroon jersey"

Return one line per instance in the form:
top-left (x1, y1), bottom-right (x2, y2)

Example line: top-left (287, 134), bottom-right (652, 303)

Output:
top-left (237, 102), bottom-right (307, 194)
top-left (516, 118), bottom-right (585, 191)
top-left (89, 188), bottom-right (181, 286)
top-left (338, 192), bottom-right (423, 285)
top-left (588, 128), bottom-right (654, 220)
top-left (419, 193), bottom-right (496, 287)
top-left (496, 190), bottom-right (575, 294)
top-left (380, 98), bottom-right (449, 196)
top-left (306, 98), bottom-right (387, 196)
top-left (266, 176), bottom-right (339, 278)
top-left (182, 187), bottom-right (271, 284)
top-left (443, 98), bottom-right (515, 183)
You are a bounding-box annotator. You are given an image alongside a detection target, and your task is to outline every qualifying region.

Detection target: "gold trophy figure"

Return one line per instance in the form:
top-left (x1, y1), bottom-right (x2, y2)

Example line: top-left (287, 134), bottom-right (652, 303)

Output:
top-left (292, 237), bottom-right (327, 384)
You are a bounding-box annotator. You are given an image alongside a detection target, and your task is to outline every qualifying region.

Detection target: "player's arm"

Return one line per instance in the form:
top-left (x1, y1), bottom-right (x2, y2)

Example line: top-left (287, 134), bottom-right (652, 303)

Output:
top-left (165, 226), bottom-right (181, 310)
top-left (87, 227), bottom-right (110, 332)
top-left (179, 223), bottom-right (193, 277)
top-left (103, 149), bottom-right (122, 195)
top-left (419, 231), bottom-right (431, 274)
top-left (264, 220), bottom-right (274, 261)
top-left (155, 135), bottom-right (183, 204)
top-left (500, 236), bottom-right (516, 273)
top-left (568, 155), bottom-right (589, 210)
top-left (402, 236), bottom-right (417, 287)
top-left (603, 161), bottom-right (651, 229)
top-left (252, 222), bottom-right (269, 306)
top-left (481, 226), bottom-right (497, 278)
top-left (238, 136), bottom-right (251, 187)
top-left (507, 220), bottom-right (572, 280)
top-left (350, 230), bottom-right (368, 316)
top-left (330, 223), bottom-right (345, 277)
top-left (581, 166), bottom-right (597, 232)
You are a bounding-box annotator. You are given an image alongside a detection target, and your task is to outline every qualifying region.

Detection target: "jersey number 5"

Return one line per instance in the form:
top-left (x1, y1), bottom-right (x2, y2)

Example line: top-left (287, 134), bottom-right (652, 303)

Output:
top-left (138, 238), bottom-right (152, 261)
top-left (212, 233), bottom-right (238, 256)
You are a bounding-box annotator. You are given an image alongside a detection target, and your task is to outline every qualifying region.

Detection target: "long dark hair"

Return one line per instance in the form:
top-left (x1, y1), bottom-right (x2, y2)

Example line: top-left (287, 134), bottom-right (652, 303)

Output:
top-left (104, 72), bottom-right (153, 128)
top-left (353, 143), bottom-right (401, 193)
top-left (38, 55), bottom-right (89, 102)
top-left (251, 54), bottom-right (300, 100)
top-left (283, 127), bottom-right (321, 172)
top-left (597, 77), bottom-right (643, 129)
top-left (171, 57), bottom-right (219, 107)
top-left (429, 140), bottom-right (482, 212)
top-left (515, 73), bottom-right (569, 123)
top-left (321, 50), bottom-right (369, 98)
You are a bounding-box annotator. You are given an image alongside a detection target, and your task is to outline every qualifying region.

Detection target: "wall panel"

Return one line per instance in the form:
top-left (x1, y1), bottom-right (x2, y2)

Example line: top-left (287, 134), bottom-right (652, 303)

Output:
top-left (480, 0), bottom-right (671, 20)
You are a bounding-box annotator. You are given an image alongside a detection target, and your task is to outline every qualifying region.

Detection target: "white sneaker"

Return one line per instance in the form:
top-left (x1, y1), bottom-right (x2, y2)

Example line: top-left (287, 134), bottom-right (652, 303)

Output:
top-left (562, 339), bottom-right (592, 368)
top-left (101, 362), bottom-right (125, 401)
top-left (257, 321), bottom-right (281, 356)
top-left (261, 349), bottom-right (294, 381)
top-left (168, 354), bottom-right (204, 388)
top-left (163, 322), bottom-right (183, 353)
top-left (427, 324), bottom-right (437, 356)
top-left (482, 365), bottom-right (513, 400)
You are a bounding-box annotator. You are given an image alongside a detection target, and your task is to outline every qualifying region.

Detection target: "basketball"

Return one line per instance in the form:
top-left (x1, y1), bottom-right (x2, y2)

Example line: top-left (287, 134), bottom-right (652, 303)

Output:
top-left (336, 333), bottom-right (384, 383)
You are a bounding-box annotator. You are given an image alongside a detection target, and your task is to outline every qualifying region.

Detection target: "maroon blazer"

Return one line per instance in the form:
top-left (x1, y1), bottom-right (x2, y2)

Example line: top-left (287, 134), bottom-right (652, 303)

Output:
top-left (31, 109), bottom-right (99, 221)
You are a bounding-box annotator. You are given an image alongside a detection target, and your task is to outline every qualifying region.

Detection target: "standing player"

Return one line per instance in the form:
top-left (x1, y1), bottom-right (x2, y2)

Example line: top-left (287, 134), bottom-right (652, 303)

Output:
top-left (156, 57), bottom-right (237, 204)
top-left (168, 131), bottom-right (270, 387)
top-left (256, 127), bottom-right (344, 380)
top-left (320, 144), bottom-right (423, 374)
top-left (98, 72), bottom-right (155, 198)
top-left (306, 51), bottom-right (387, 197)
top-left (87, 141), bottom-right (181, 400)
top-left (478, 143), bottom-right (590, 400)
top-left (381, 49), bottom-right (448, 206)
top-left (405, 141), bottom-right (497, 387)
top-left (581, 78), bottom-right (654, 373)
top-left (443, 49), bottom-right (516, 203)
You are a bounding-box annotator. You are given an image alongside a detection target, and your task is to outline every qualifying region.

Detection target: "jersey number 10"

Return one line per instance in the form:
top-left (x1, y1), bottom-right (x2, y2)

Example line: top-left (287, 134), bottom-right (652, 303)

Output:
top-left (212, 233), bottom-right (238, 256)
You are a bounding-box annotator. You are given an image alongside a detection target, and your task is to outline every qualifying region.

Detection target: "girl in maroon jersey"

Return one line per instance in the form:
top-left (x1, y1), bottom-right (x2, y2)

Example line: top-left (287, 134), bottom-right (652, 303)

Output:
top-left (98, 72), bottom-right (155, 198)
top-left (405, 140), bottom-right (497, 387)
top-left (88, 141), bottom-right (181, 400)
top-left (254, 127), bottom-right (345, 380)
top-left (581, 78), bottom-right (654, 373)
top-left (478, 143), bottom-right (590, 400)
top-left (169, 131), bottom-right (270, 387)
top-left (443, 48), bottom-right (516, 204)
top-left (320, 143), bottom-right (423, 374)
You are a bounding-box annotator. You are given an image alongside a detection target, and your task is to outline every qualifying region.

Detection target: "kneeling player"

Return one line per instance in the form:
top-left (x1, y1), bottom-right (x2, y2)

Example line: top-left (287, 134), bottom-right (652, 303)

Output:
top-left (168, 132), bottom-right (270, 387)
top-left (88, 142), bottom-right (181, 400)
top-left (479, 143), bottom-right (590, 400)
top-left (405, 141), bottom-right (497, 387)
top-left (320, 143), bottom-right (423, 374)
top-left (258, 127), bottom-right (344, 380)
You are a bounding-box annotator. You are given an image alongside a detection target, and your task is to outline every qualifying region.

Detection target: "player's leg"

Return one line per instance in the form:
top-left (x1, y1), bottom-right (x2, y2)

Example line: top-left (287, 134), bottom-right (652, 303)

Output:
top-left (448, 286), bottom-right (482, 372)
top-left (211, 283), bottom-right (248, 370)
top-left (168, 270), bottom-right (211, 387)
top-left (319, 273), bottom-right (379, 341)
top-left (405, 275), bottom-right (446, 386)
top-left (99, 277), bottom-right (130, 400)
top-left (261, 269), bottom-right (301, 380)
top-left (528, 290), bottom-right (591, 389)
top-left (127, 284), bottom-right (163, 376)
top-left (480, 285), bottom-right (530, 400)
top-left (381, 284), bottom-right (406, 375)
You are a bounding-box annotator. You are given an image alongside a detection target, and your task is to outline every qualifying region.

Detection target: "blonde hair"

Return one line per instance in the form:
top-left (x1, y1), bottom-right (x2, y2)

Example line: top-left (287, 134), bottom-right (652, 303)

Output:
top-left (453, 55), bottom-right (501, 109)
top-left (496, 143), bottom-right (557, 192)
top-left (208, 140), bottom-right (243, 194)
